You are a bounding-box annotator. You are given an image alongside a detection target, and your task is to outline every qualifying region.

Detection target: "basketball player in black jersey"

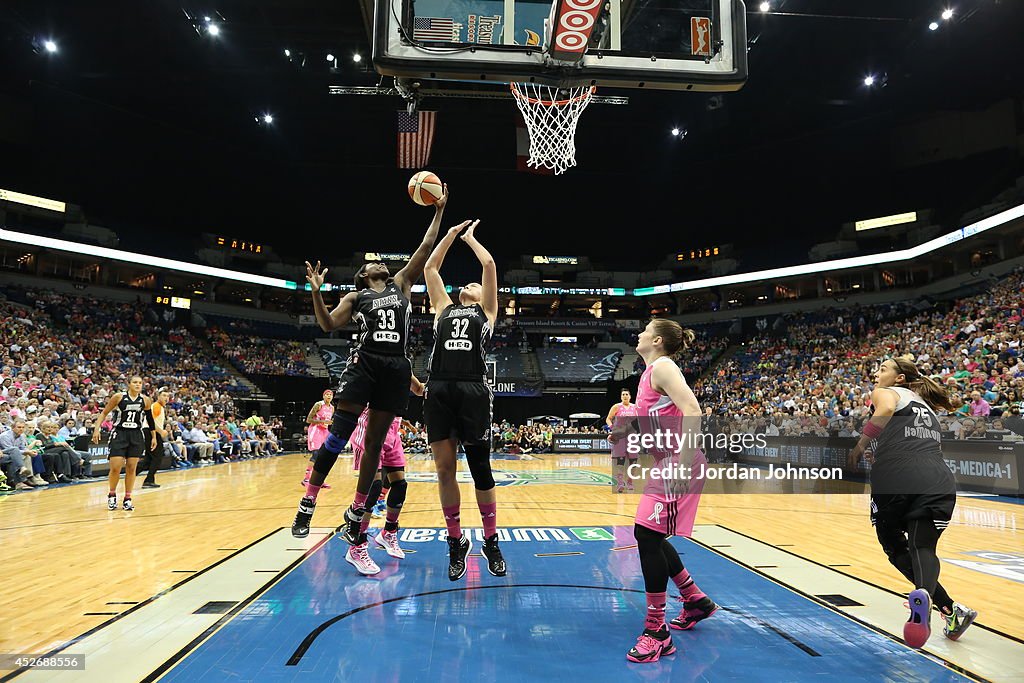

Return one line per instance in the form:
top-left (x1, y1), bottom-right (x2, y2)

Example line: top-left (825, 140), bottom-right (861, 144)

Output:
top-left (848, 357), bottom-right (977, 648)
top-left (423, 220), bottom-right (506, 580)
top-left (92, 375), bottom-right (157, 511)
top-left (292, 186), bottom-right (461, 551)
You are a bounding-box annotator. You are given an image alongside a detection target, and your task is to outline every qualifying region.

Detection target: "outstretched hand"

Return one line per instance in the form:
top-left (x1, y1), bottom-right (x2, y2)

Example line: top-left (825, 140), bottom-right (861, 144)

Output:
top-left (447, 220), bottom-right (472, 238)
top-left (305, 260), bottom-right (328, 290)
top-left (459, 219), bottom-right (481, 242)
top-left (434, 183), bottom-right (449, 211)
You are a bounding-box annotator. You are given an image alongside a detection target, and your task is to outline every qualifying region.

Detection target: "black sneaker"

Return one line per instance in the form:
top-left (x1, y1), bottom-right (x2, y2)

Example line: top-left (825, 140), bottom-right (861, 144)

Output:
top-left (339, 505), bottom-right (364, 545)
top-left (142, 481), bottom-right (160, 489)
top-left (447, 534), bottom-right (473, 582)
top-left (669, 596), bottom-right (720, 631)
top-left (292, 496), bottom-right (316, 538)
top-left (481, 534), bottom-right (507, 577)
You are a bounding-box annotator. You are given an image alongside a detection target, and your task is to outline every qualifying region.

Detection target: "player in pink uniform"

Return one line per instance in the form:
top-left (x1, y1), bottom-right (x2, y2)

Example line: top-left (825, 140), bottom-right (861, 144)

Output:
top-left (344, 376), bottom-right (423, 575)
top-left (606, 389), bottom-right (640, 492)
top-left (611, 319), bottom-right (718, 663)
top-left (303, 390), bottom-right (334, 488)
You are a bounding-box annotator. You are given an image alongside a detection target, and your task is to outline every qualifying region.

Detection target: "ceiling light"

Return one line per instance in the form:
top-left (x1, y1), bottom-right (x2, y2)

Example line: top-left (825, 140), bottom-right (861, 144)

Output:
top-left (207, 24), bottom-right (220, 36)
top-left (759, 1), bottom-right (770, 12)
top-left (263, 114), bottom-right (274, 124)
top-left (941, 8), bottom-right (954, 20)
top-left (44, 40), bottom-right (58, 53)
top-left (863, 75), bottom-right (875, 86)
top-left (326, 53), bottom-right (335, 62)
top-left (352, 53), bottom-right (362, 63)
top-left (929, 21), bottom-right (939, 31)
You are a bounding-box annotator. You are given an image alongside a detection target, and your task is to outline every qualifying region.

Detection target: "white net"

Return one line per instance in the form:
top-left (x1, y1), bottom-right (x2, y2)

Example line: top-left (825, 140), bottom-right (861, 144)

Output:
top-left (511, 83), bottom-right (596, 175)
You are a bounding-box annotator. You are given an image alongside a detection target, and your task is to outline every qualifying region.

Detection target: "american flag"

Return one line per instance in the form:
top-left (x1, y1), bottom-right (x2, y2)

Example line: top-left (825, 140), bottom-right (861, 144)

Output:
top-left (397, 111), bottom-right (436, 169)
top-left (413, 16), bottom-right (458, 42)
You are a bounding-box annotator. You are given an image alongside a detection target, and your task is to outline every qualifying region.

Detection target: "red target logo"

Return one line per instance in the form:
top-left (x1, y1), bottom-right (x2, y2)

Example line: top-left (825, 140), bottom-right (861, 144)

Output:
top-left (548, 0), bottom-right (603, 62)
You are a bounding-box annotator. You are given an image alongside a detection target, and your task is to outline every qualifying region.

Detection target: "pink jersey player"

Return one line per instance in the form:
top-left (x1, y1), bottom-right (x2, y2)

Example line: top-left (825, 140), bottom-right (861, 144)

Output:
top-left (610, 400), bottom-right (640, 460)
top-left (634, 356), bottom-right (707, 538)
top-left (351, 408), bottom-right (406, 470)
top-left (306, 398), bottom-right (334, 452)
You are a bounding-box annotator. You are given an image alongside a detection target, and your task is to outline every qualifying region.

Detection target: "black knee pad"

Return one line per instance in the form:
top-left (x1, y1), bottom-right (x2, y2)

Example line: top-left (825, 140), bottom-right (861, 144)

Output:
top-left (366, 477), bottom-right (384, 510)
top-left (464, 444), bottom-right (495, 491)
top-left (313, 410), bottom-right (360, 477)
top-left (386, 478), bottom-right (408, 509)
top-left (328, 410), bottom-right (360, 443)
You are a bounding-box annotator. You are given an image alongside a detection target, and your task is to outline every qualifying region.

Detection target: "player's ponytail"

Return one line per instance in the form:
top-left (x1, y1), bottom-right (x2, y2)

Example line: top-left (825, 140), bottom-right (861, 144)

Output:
top-left (650, 318), bottom-right (695, 361)
top-left (891, 357), bottom-right (955, 412)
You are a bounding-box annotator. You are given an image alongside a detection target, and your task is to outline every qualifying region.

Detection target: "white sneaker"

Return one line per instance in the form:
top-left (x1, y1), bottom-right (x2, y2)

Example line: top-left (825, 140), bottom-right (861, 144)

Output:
top-left (345, 543), bottom-right (380, 575)
top-left (30, 475), bottom-right (49, 486)
top-left (374, 530), bottom-right (406, 559)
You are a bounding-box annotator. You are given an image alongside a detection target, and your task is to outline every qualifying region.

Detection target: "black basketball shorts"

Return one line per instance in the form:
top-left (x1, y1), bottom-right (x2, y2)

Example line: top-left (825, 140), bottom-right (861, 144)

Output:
top-left (108, 428), bottom-right (147, 459)
top-left (423, 380), bottom-right (493, 446)
top-left (334, 349), bottom-right (412, 417)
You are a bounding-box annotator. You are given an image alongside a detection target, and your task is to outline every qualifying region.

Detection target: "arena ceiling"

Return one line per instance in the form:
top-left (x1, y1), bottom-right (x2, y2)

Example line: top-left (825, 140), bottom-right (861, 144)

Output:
top-left (0, 0), bottom-right (1021, 270)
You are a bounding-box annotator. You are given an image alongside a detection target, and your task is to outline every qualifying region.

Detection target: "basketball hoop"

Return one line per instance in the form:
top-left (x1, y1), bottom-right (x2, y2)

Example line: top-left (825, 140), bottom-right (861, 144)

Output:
top-left (510, 82), bottom-right (595, 175)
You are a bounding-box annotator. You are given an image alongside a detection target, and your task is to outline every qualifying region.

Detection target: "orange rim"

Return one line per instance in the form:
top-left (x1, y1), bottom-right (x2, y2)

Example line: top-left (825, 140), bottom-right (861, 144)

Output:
top-left (510, 83), bottom-right (596, 107)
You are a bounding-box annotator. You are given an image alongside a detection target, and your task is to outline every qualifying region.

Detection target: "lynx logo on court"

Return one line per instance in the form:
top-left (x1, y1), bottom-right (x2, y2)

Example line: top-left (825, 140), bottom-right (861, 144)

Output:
top-left (691, 17), bottom-right (712, 57)
top-left (569, 527), bottom-right (615, 541)
top-left (944, 551), bottom-right (1024, 584)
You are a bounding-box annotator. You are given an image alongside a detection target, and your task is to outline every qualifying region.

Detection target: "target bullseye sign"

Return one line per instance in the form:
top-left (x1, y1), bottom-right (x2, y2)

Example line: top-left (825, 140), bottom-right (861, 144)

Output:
top-left (547, 0), bottom-right (604, 63)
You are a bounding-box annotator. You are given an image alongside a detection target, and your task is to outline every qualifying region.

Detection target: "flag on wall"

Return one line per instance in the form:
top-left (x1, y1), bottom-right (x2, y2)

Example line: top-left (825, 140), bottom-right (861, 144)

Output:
top-left (397, 111), bottom-right (436, 169)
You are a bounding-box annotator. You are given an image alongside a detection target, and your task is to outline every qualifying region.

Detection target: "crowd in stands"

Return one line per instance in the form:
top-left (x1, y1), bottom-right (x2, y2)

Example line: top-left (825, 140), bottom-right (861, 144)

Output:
top-left (694, 270), bottom-right (1024, 435)
top-left (207, 324), bottom-right (313, 376)
top-left (0, 287), bottom-right (288, 492)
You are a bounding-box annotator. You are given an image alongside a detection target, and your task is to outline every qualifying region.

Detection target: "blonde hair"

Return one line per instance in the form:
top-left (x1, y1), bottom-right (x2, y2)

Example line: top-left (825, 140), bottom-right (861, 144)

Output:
top-left (649, 318), bottom-right (696, 360)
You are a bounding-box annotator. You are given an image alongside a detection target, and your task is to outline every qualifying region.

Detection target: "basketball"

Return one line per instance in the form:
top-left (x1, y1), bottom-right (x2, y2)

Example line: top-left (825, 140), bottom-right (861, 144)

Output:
top-left (407, 171), bottom-right (444, 206)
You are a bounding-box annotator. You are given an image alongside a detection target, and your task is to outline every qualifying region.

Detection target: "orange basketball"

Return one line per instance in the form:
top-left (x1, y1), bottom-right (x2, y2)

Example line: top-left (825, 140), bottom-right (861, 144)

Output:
top-left (407, 171), bottom-right (444, 206)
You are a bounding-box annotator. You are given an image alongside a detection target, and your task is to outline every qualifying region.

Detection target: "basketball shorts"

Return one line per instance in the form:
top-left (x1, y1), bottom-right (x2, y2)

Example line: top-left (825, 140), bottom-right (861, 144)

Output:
top-left (611, 439), bottom-right (639, 460)
top-left (634, 450), bottom-right (706, 538)
top-left (334, 350), bottom-right (412, 416)
top-left (869, 493), bottom-right (956, 529)
top-left (352, 430), bottom-right (406, 470)
top-left (108, 429), bottom-right (146, 459)
top-left (423, 380), bottom-right (493, 446)
top-left (869, 454), bottom-right (956, 527)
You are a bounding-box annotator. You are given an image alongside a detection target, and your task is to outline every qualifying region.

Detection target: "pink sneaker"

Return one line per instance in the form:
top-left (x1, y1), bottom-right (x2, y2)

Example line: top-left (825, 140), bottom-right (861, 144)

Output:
top-left (345, 542), bottom-right (380, 575)
top-left (373, 530), bottom-right (406, 559)
top-left (626, 626), bottom-right (676, 663)
top-left (904, 589), bottom-right (932, 648)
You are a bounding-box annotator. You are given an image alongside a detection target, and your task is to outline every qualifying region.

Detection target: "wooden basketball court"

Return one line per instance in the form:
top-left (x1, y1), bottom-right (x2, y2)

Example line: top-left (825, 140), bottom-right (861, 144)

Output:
top-left (1, 452), bottom-right (1021, 682)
